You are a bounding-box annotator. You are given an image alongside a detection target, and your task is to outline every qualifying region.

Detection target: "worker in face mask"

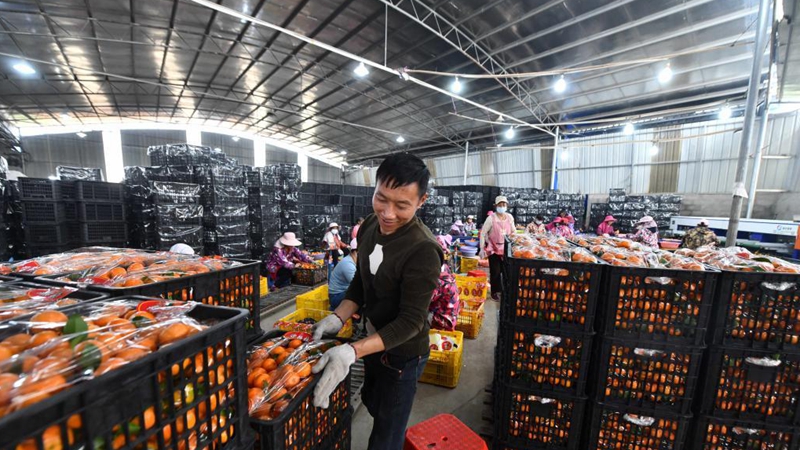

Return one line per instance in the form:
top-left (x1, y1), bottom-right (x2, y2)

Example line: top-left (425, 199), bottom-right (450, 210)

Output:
top-left (480, 196), bottom-right (515, 301)
top-left (324, 222), bottom-right (349, 267)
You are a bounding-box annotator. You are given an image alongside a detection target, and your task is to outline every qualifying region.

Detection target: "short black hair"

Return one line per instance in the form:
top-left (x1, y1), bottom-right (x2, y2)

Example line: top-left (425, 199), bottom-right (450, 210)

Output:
top-left (535, 215), bottom-right (544, 221)
top-left (376, 152), bottom-right (430, 198)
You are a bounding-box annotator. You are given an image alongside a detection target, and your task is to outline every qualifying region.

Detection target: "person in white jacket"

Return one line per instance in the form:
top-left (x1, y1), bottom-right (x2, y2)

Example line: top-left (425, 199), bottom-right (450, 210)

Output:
top-left (480, 196), bottom-right (515, 300)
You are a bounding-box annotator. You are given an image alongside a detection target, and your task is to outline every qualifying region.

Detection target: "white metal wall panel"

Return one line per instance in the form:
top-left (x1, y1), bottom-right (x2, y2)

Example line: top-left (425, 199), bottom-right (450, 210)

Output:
top-left (307, 158), bottom-right (342, 184)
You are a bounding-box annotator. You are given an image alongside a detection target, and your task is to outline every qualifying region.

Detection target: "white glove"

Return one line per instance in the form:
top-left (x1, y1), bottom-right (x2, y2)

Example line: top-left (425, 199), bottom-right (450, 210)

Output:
top-left (312, 344), bottom-right (356, 408)
top-left (312, 314), bottom-right (344, 341)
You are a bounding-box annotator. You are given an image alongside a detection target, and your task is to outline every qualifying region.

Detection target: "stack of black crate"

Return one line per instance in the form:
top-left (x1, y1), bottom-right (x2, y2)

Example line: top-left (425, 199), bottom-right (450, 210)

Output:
top-left (273, 164), bottom-right (302, 240)
top-left (2, 179), bottom-right (26, 259)
top-left (604, 188), bottom-right (682, 234)
top-left (690, 270), bottom-right (800, 448)
top-left (582, 260), bottom-right (719, 449)
top-left (246, 167), bottom-right (281, 260)
top-left (70, 180), bottom-right (128, 248)
top-left (17, 178), bottom-right (77, 256)
top-left (492, 242), bottom-right (602, 450)
top-left (198, 165), bottom-right (250, 258)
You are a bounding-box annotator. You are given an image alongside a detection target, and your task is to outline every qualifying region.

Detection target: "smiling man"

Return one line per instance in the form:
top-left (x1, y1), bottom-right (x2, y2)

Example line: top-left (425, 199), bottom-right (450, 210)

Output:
top-left (311, 152), bottom-right (443, 450)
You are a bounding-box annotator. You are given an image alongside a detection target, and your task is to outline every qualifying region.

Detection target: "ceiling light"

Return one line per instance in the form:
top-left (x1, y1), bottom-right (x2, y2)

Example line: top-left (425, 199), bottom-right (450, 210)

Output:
top-left (339, 150), bottom-right (347, 155)
top-left (505, 127), bottom-right (516, 139)
top-left (658, 65), bottom-right (673, 84)
top-left (553, 76), bottom-right (567, 93)
top-left (450, 77), bottom-right (463, 94)
top-left (354, 62), bottom-right (369, 78)
top-left (60, 113), bottom-right (70, 120)
top-left (13, 62), bottom-right (36, 75)
top-left (719, 105), bottom-right (733, 120)
top-left (623, 122), bottom-right (635, 135)
top-left (396, 136), bottom-right (405, 143)
top-left (231, 136), bottom-right (240, 142)
top-left (650, 144), bottom-right (659, 155)
top-left (560, 151), bottom-right (569, 161)
top-left (76, 132), bottom-right (87, 138)
top-left (48, 175), bottom-right (58, 180)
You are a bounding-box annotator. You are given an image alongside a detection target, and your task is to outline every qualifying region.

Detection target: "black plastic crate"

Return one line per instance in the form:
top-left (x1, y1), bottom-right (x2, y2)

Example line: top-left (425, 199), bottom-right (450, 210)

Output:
top-left (18, 178), bottom-right (69, 200)
top-left (76, 222), bottom-right (128, 244)
top-left (698, 347), bottom-right (800, 425)
top-left (299, 192), bottom-right (315, 205)
top-left (492, 382), bottom-right (586, 449)
top-left (38, 258), bottom-right (262, 338)
top-left (502, 253), bottom-right (604, 332)
top-left (21, 201), bottom-right (72, 223)
top-left (24, 223), bottom-right (72, 245)
top-left (292, 267), bottom-right (327, 286)
top-left (0, 298), bottom-right (251, 450)
top-left (711, 270), bottom-right (800, 351)
top-left (691, 416), bottom-right (800, 450)
top-left (586, 402), bottom-right (691, 450)
top-left (77, 202), bottom-right (126, 222)
top-left (591, 338), bottom-right (704, 415)
top-left (601, 265), bottom-right (719, 346)
top-left (250, 333), bottom-right (352, 450)
top-left (495, 322), bottom-right (593, 395)
top-left (75, 180), bottom-right (125, 202)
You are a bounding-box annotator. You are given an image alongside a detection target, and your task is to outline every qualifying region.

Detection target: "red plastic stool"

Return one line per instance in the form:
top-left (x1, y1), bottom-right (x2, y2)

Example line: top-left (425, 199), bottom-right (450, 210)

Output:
top-left (404, 414), bottom-right (488, 450)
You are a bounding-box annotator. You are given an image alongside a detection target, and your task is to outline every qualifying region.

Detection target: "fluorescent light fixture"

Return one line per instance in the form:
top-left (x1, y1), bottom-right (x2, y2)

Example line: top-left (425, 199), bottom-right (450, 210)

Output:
top-left (76, 132), bottom-right (87, 138)
top-left (553, 76), bottom-right (567, 93)
top-left (623, 122), bottom-right (635, 135)
top-left (719, 105), bottom-right (733, 120)
top-left (231, 136), bottom-right (240, 142)
top-left (396, 135), bottom-right (405, 143)
top-left (339, 150), bottom-right (347, 155)
top-left (60, 113), bottom-right (70, 120)
top-left (657, 65), bottom-right (673, 84)
top-left (13, 62), bottom-right (35, 75)
top-left (48, 175), bottom-right (58, 180)
top-left (650, 145), bottom-right (659, 155)
top-left (354, 62), bottom-right (369, 77)
top-left (450, 77), bottom-right (463, 94)
top-left (504, 127), bottom-right (515, 139)
top-left (560, 151), bottom-right (569, 161)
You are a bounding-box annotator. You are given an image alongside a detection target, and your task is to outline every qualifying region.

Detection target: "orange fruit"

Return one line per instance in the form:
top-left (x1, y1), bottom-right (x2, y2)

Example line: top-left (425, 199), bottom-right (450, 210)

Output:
top-left (3, 333), bottom-right (32, 350)
top-left (95, 358), bottom-right (128, 376)
top-left (248, 368), bottom-right (267, 386)
top-left (261, 359), bottom-right (277, 371)
top-left (288, 339), bottom-right (303, 349)
top-left (29, 331), bottom-right (59, 349)
top-left (31, 357), bottom-right (70, 380)
top-left (253, 373), bottom-right (271, 389)
top-left (0, 346), bottom-right (12, 363)
top-left (0, 373), bottom-right (19, 404)
top-left (108, 267), bottom-right (127, 279)
top-left (276, 353), bottom-right (289, 365)
top-left (269, 346), bottom-right (286, 357)
top-left (123, 278), bottom-right (144, 287)
top-left (284, 373), bottom-right (300, 389)
top-left (127, 263), bottom-right (145, 272)
top-left (74, 340), bottom-right (109, 366)
top-left (115, 347), bottom-right (150, 362)
top-left (295, 362), bottom-right (312, 379)
top-left (107, 318), bottom-right (136, 334)
top-left (158, 323), bottom-right (191, 346)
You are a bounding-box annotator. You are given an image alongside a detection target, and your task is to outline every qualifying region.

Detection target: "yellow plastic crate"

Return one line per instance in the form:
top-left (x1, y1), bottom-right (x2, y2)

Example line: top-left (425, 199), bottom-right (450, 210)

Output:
top-left (460, 256), bottom-right (479, 273)
top-left (420, 330), bottom-right (464, 388)
top-left (456, 299), bottom-right (485, 339)
top-left (274, 308), bottom-right (353, 339)
top-left (259, 276), bottom-right (269, 297)
top-left (455, 274), bottom-right (488, 302)
top-left (296, 284), bottom-right (330, 310)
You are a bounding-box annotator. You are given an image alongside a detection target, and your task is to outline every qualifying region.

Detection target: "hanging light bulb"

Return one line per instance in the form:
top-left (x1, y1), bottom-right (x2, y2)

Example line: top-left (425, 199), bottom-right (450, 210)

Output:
top-left (650, 144), bottom-right (659, 155)
top-left (354, 62), bottom-right (369, 77)
top-left (339, 150), bottom-right (347, 155)
top-left (231, 136), bottom-right (240, 142)
top-left (658, 64), bottom-right (673, 84)
top-left (719, 105), bottom-right (733, 120)
top-left (450, 77), bottom-right (463, 94)
top-left (623, 122), bottom-right (635, 135)
top-left (76, 132), bottom-right (87, 138)
top-left (396, 136), bottom-right (405, 143)
top-left (553, 76), bottom-right (567, 93)
top-left (504, 127), bottom-right (515, 139)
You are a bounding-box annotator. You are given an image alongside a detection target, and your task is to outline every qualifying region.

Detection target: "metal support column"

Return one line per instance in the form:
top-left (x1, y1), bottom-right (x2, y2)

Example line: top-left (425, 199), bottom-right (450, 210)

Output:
top-left (726, 0), bottom-right (772, 246)
top-left (463, 141), bottom-right (470, 185)
top-left (746, 105), bottom-right (771, 218)
top-left (550, 128), bottom-right (559, 190)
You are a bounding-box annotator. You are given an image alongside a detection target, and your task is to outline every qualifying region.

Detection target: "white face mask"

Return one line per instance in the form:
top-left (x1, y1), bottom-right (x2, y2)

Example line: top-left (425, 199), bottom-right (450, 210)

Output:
top-left (496, 206), bottom-right (507, 214)
top-left (331, 229), bottom-right (339, 235)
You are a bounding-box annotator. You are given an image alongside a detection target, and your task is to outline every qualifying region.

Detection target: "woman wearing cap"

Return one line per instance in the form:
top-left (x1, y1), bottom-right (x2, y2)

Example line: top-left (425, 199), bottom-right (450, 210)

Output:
top-left (449, 220), bottom-right (465, 236)
top-left (266, 232), bottom-right (314, 288)
top-left (631, 215), bottom-right (660, 248)
top-left (324, 222), bottom-right (349, 268)
top-left (463, 215), bottom-right (477, 235)
top-left (328, 239), bottom-right (358, 310)
top-left (596, 215), bottom-right (619, 237)
top-left (480, 195), bottom-right (515, 300)
top-left (553, 217), bottom-right (575, 238)
top-left (681, 219), bottom-right (718, 249)
top-left (526, 215), bottom-right (547, 235)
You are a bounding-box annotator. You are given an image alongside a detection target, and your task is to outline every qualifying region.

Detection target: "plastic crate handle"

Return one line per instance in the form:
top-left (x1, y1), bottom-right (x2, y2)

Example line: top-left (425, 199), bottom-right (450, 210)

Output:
top-left (623, 414), bottom-right (655, 427)
top-left (534, 335), bottom-right (562, 348)
top-left (633, 348), bottom-right (664, 357)
top-left (745, 356), bottom-right (782, 367)
top-left (760, 281), bottom-right (796, 292)
top-left (644, 276), bottom-right (675, 285)
top-left (732, 427), bottom-right (760, 436)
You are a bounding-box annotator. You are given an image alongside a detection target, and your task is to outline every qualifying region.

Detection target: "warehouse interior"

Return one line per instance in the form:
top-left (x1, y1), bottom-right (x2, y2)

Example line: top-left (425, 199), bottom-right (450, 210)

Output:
top-left (2, 0), bottom-right (800, 449)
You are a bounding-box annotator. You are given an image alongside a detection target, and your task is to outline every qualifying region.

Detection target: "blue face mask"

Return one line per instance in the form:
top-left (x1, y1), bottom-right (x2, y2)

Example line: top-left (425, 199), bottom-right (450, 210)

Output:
top-left (496, 206), bottom-right (507, 214)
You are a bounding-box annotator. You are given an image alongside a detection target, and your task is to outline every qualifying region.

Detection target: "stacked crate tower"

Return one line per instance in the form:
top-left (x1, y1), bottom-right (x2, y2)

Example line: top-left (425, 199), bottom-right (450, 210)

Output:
top-left (17, 178), bottom-right (76, 256)
top-left (71, 180), bottom-right (128, 248)
top-left (246, 167), bottom-right (282, 261)
top-left (690, 267), bottom-right (800, 447)
top-left (492, 243), bottom-right (603, 450)
top-left (583, 254), bottom-right (719, 449)
top-left (198, 165), bottom-right (251, 258)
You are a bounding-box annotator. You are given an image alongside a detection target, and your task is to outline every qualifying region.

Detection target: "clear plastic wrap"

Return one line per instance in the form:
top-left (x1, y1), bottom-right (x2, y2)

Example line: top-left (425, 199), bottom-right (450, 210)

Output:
top-left (151, 181), bottom-right (201, 204)
top-left (0, 285), bottom-right (80, 322)
top-left (55, 166), bottom-right (104, 181)
top-left (677, 246), bottom-right (800, 273)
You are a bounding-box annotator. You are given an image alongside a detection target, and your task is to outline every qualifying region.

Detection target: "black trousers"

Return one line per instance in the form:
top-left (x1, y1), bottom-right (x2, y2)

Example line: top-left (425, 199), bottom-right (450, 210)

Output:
top-left (489, 254), bottom-right (503, 295)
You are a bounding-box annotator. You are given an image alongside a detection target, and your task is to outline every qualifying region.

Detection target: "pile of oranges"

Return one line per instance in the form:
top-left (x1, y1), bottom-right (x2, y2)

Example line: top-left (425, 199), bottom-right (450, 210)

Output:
top-left (246, 334), bottom-right (339, 422)
top-left (0, 299), bottom-right (238, 450)
top-left (712, 352), bottom-right (800, 419)
top-left (700, 421), bottom-right (795, 447)
top-left (514, 266), bottom-right (593, 328)
top-left (0, 285), bottom-right (83, 322)
top-left (506, 331), bottom-right (587, 391)
top-left (505, 393), bottom-right (577, 445)
top-left (510, 235), bottom-right (600, 264)
top-left (601, 343), bottom-right (693, 407)
top-left (677, 246), bottom-right (800, 273)
top-left (594, 409), bottom-right (682, 449)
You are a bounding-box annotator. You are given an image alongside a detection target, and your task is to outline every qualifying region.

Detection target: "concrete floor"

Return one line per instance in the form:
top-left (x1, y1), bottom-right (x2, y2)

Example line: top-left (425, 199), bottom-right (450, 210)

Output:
top-left (259, 298), bottom-right (499, 449)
